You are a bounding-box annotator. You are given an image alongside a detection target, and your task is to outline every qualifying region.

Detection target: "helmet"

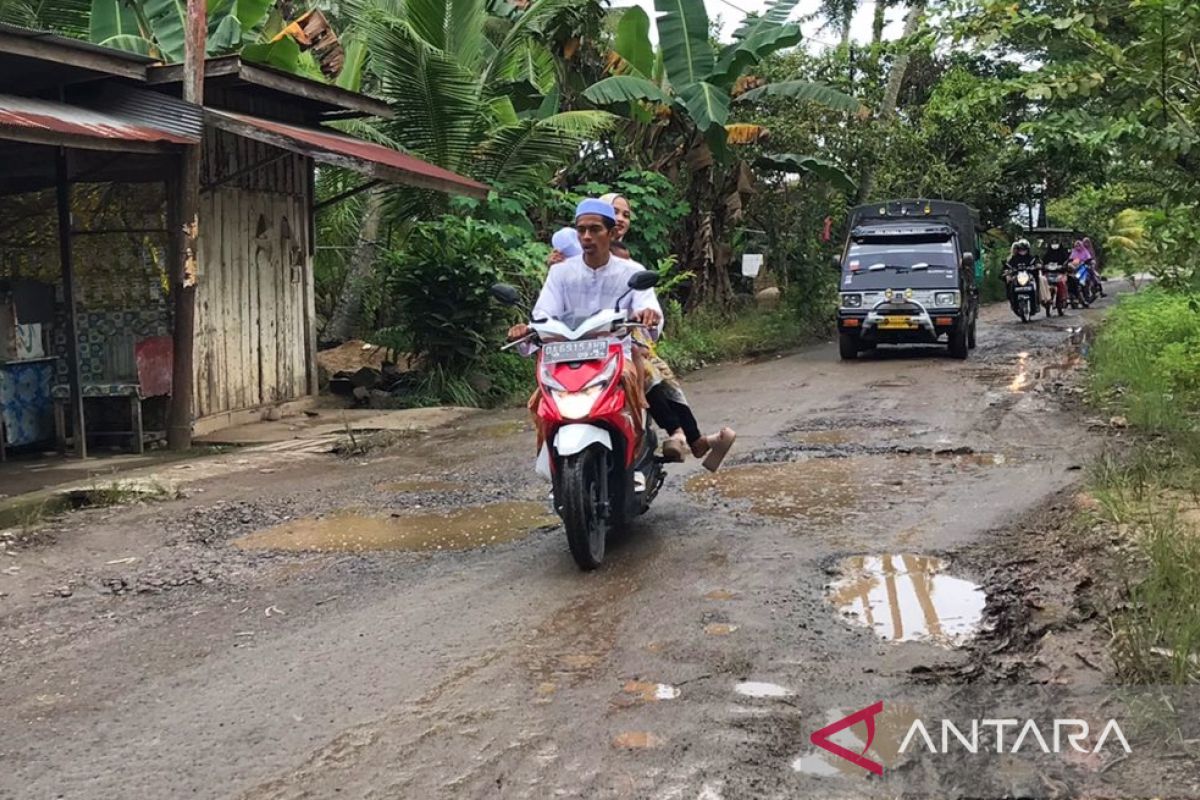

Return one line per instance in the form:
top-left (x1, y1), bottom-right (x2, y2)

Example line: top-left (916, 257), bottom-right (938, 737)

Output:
top-left (1015, 239), bottom-right (1030, 251)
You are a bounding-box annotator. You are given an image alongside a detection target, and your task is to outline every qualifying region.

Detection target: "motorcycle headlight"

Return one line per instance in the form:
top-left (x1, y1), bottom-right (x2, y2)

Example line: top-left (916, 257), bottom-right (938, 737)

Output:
top-left (1016, 272), bottom-right (1031, 286)
top-left (934, 292), bottom-right (959, 307)
top-left (554, 388), bottom-right (603, 420)
top-left (841, 293), bottom-right (863, 309)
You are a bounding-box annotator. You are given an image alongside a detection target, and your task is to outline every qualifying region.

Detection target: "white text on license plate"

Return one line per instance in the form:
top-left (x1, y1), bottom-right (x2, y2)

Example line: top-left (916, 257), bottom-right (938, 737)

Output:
top-left (543, 340), bottom-right (609, 363)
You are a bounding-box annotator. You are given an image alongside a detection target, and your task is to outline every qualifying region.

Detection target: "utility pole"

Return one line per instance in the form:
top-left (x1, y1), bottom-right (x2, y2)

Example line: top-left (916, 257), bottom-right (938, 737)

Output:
top-left (167, 0), bottom-right (205, 450)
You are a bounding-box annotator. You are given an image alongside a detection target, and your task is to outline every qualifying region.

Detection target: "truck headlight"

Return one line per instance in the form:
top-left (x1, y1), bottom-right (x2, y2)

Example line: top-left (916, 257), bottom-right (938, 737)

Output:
top-left (841, 293), bottom-right (863, 308)
top-left (934, 292), bottom-right (959, 307)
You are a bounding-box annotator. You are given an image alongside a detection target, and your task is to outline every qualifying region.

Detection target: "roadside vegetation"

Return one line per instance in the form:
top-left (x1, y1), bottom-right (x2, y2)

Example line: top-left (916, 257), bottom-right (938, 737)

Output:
top-left (10, 0), bottom-right (1197, 408)
top-left (1084, 282), bottom-right (1200, 683)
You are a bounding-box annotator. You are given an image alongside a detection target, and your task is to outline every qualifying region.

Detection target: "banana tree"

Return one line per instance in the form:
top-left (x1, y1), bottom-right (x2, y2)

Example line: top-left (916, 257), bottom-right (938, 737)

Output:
top-left (85, 0), bottom-right (337, 79)
top-left (582, 0), bottom-right (866, 306)
top-left (88, 0), bottom-right (273, 59)
top-left (322, 0), bottom-right (617, 342)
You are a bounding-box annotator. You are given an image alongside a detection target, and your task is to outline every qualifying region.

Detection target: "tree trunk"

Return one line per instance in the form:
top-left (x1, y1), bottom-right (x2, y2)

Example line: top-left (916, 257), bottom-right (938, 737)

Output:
top-left (871, 0), bottom-right (886, 47)
top-left (857, 0), bottom-right (925, 203)
top-left (324, 188), bottom-right (385, 344)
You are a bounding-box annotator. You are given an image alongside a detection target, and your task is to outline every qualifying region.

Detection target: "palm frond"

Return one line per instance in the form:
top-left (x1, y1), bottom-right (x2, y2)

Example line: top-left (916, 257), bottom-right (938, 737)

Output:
top-left (473, 110), bottom-right (615, 186)
top-left (365, 15), bottom-right (485, 171)
top-left (405, 0), bottom-right (487, 66)
top-left (1, 0), bottom-right (90, 36)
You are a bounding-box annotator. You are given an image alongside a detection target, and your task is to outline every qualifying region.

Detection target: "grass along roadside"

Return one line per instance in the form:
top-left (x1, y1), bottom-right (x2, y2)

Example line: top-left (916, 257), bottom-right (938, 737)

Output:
top-left (389, 300), bottom-right (833, 410)
top-left (1082, 286), bottom-right (1200, 683)
top-left (0, 479), bottom-right (179, 543)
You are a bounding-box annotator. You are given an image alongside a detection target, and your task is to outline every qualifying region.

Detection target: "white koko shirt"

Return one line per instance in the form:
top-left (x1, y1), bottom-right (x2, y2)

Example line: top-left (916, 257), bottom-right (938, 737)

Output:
top-left (530, 254), bottom-right (665, 350)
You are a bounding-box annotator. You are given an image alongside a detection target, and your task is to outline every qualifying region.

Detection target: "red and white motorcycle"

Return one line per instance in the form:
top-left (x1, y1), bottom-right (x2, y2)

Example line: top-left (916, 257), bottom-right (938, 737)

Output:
top-left (491, 272), bottom-right (665, 570)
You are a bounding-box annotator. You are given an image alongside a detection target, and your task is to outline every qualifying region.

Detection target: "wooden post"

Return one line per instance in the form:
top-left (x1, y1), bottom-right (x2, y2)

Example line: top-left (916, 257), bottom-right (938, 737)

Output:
top-left (55, 147), bottom-right (87, 458)
top-left (167, 0), bottom-right (206, 450)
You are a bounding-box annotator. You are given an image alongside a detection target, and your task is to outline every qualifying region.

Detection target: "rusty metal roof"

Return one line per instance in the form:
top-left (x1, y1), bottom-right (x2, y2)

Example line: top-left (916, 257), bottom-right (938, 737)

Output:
top-left (0, 93), bottom-right (199, 151)
top-left (206, 109), bottom-right (489, 199)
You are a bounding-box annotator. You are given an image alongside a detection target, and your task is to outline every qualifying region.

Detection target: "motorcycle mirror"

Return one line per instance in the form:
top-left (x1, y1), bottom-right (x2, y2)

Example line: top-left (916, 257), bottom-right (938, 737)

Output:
top-left (627, 270), bottom-right (659, 291)
top-left (489, 283), bottom-right (522, 306)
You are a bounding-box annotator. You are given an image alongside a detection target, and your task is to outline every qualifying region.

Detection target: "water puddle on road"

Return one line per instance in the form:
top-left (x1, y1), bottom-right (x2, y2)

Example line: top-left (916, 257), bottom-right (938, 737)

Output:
top-left (734, 681), bottom-right (792, 698)
top-left (232, 501), bottom-right (556, 553)
top-left (1008, 351), bottom-right (1032, 392)
top-left (612, 731), bottom-right (665, 749)
top-left (688, 456), bottom-right (904, 520)
top-left (791, 704), bottom-right (920, 777)
top-left (828, 555), bottom-right (986, 646)
top-left (1038, 351), bottom-right (1084, 381)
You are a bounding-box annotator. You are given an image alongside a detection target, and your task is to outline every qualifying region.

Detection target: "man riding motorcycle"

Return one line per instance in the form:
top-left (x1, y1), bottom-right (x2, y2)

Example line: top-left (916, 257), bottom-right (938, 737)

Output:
top-left (507, 198), bottom-right (663, 451)
top-left (1003, 239), bottom-right (1040, 315)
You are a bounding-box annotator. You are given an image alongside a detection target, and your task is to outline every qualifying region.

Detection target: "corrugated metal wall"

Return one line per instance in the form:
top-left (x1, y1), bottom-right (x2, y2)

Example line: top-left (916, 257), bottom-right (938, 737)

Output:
top-left (193, 140), bottom-right (313, 419)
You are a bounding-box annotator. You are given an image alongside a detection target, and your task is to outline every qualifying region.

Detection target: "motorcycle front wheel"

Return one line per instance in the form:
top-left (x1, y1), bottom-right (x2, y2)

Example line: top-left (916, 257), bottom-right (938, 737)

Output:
top-left (559, 447), bottom-right (608, 570)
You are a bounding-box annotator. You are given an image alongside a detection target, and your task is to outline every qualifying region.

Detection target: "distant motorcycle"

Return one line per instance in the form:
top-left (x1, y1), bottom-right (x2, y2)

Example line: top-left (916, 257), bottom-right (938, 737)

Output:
top-left (1068, 261), bottom-right (1092, 309)
top-left (1043, 263), bottom-right (1069, 317)
top-left (1009, 268), bottom-right (1038, 322)
top-left (1075, 260), bottom-right (1101, 305)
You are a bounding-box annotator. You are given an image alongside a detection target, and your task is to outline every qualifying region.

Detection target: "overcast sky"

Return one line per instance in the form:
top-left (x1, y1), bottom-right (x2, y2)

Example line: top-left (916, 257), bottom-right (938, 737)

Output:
top-left (611, 0), bottom-right (908, 50)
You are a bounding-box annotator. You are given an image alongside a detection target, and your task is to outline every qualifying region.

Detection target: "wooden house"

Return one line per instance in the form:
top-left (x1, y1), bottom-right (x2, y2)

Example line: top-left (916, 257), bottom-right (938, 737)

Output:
top-left (0, 24), bottom-right (487, 458)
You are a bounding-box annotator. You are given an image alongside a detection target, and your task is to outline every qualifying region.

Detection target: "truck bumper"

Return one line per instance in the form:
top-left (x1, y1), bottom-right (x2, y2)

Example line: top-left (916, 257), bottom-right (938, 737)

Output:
top-left (838, 305), bottom-right (963, 344)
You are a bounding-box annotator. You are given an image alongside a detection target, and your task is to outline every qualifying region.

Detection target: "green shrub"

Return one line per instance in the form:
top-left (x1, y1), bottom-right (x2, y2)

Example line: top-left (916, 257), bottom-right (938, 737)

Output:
top-left (1088, 288), bottom-right (1200, 430)
top-left (376, 215), bottom-right (544, 404)
top-left (656, 294), bottom-right (831, 373)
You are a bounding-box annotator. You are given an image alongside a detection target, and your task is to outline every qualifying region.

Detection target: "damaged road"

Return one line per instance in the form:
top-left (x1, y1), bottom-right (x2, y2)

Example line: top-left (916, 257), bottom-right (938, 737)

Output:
top-left (1, 288), bottom-right (1177, 799)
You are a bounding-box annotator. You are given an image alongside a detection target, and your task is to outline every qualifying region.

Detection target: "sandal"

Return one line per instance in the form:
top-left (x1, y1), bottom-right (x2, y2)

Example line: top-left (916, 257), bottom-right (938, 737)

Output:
top-left (662, 433), bottom-right (688, 463)
top-left (699, 428), bottom-right (736, 472)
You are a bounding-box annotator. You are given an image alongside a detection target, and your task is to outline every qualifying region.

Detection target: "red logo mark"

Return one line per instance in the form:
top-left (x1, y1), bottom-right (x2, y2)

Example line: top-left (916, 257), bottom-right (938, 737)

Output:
top-left (809, 701), bottom-right (885, 775)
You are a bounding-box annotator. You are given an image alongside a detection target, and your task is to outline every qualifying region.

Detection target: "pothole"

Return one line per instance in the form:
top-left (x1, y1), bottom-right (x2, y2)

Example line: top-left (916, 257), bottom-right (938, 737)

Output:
top-left (232, 501), bottom-right (556, 553)
top-left (734, 681), bottom-right (791, 698)
top-left (621, 681), bottom-right (680, 702)
top-left (612, 731), bottom-right (665, 749)
top-left (687, 455), bottom-right (926, 520)
top-left (791, 704), bottom-right (920, 776)
top-left (827, 555), bottom-right (986, 646)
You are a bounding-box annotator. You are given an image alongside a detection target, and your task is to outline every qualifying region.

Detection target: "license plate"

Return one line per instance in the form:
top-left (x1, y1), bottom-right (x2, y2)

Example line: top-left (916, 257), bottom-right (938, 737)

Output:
top-left (879, 316), bottom-right (916, 330)
top-left (542, 339), bottom-right (609, 364)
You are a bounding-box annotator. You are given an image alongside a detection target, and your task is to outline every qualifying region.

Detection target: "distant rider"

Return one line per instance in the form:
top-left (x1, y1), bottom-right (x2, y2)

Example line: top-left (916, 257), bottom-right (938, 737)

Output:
top-left (1003, 239), bottom-right (1039, 314)
top-left (1041, 239), bottom-right (1069, 313)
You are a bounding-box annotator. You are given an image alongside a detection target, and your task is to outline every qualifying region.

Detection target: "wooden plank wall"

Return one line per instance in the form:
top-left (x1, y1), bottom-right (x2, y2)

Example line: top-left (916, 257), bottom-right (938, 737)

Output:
top-left (194, 140), bottom-right (312, 420)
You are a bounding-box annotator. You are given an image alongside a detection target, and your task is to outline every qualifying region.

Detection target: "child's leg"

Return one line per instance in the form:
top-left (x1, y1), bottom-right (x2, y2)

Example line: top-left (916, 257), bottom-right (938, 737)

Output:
top-left (647, 384), bottom-right (687, 461)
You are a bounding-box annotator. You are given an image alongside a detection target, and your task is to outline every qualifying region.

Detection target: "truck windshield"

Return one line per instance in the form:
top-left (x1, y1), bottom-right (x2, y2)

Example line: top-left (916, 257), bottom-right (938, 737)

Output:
top-left (845, 241), bottom-right (956, 272)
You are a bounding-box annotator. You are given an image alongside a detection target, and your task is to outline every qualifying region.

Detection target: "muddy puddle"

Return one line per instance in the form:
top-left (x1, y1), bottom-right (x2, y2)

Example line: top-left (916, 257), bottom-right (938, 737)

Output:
top-left (688, 456), bottom-right (927, 521)
top-left (233, 501), bottom-right (556, 553)
top-left (791, 704), bottom-right (920, 776)
top-left (621, 681), bottom-right (680, 702)
top-left (734, 681), bottom-right (791, 698)
top-left (828, 555), bottom-right (986, 646)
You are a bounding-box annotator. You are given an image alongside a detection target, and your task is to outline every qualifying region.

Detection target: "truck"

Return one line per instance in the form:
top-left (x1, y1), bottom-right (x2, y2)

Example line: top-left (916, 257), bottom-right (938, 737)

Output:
top-left (834, 199), bottom-right (982, 361)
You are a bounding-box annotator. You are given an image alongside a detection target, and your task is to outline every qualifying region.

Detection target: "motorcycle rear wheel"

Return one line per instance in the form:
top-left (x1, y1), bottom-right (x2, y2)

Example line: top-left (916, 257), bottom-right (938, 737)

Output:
top-left (559, 447), bottom-right (608, 570)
